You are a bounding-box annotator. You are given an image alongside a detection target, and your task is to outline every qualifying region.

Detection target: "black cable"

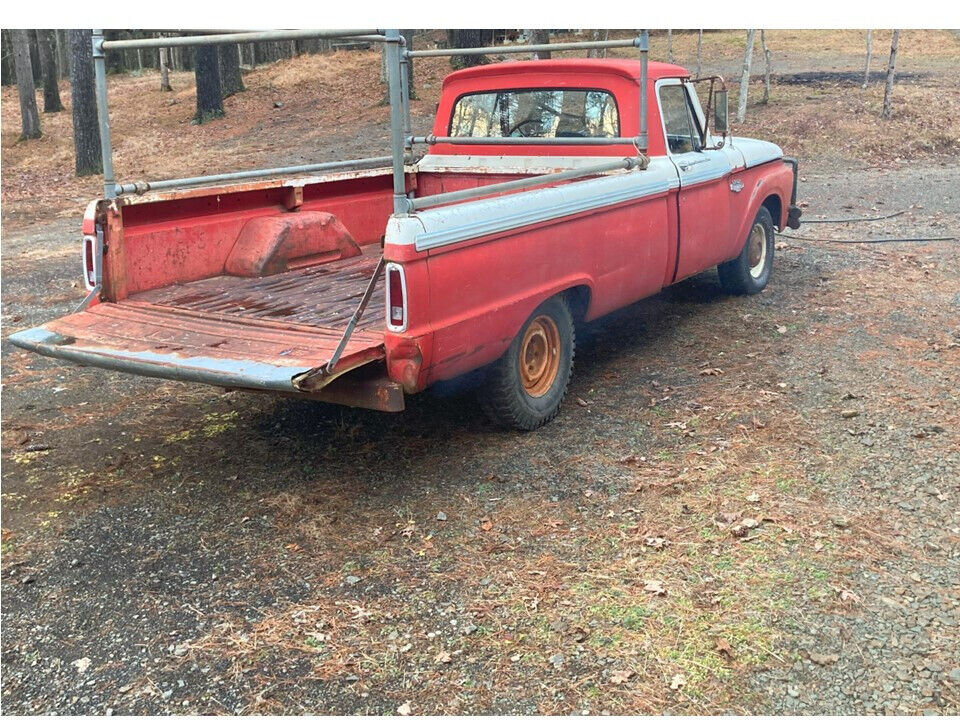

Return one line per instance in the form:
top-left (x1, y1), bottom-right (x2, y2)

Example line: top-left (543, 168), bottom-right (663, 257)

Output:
top-left (777, 232), bottom-right (956, 244)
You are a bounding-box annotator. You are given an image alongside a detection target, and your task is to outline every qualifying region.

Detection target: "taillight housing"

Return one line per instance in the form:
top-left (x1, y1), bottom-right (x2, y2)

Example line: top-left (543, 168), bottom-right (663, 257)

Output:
top-left (82, 234), bottom-right (99, 290)
top-left (385, 262), bottom-right (407, 332)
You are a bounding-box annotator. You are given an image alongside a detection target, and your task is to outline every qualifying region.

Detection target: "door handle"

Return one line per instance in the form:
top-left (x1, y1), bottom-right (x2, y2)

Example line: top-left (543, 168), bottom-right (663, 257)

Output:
top-left (678, 157), bottom-right (710, 171)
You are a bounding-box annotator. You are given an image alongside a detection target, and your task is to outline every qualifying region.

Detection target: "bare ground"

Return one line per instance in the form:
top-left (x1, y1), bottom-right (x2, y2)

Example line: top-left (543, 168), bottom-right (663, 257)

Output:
top-left (2, 30), bottom-right (960, 716)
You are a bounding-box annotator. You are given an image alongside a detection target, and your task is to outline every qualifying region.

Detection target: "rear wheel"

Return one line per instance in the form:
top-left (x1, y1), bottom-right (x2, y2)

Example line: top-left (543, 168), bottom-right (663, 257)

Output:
top-left (481, 296), bottom-right (575, 430)
top-left (718, 206), bottom-right (775, 295)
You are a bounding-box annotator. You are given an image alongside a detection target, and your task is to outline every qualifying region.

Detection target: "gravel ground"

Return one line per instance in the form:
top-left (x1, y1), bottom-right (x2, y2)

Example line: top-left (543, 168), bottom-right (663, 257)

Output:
top-left (2, 153), bottom-right (959, 714)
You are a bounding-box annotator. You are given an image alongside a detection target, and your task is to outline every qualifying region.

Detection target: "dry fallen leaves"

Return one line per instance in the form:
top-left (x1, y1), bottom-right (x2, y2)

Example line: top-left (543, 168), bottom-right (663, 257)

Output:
top-left (670, 673), bottom-right (686, 690)
top-left (699, 367), bottom-right (724, 376)
top-left (715, 637), bottom-right (735, 660)
top-left (610, 669), bottom-right (635, 685)
top-left (397, 701), bottom-right (412, 716)
top-left (435, 650), bottom-right (452, 664)
top-left (643, 579), bottom-right (666, 596)
top-left (479, 517), bottom-right (493, 532)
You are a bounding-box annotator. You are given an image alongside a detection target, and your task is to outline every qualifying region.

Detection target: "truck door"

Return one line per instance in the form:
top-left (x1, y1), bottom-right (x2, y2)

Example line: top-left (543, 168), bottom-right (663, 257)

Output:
top-left (658, 80), bottom-right (733, 282)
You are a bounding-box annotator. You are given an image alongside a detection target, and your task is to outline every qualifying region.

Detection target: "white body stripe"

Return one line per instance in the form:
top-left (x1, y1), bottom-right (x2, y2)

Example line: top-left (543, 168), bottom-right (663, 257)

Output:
top-left (387, 157), bottom-right (679, 251)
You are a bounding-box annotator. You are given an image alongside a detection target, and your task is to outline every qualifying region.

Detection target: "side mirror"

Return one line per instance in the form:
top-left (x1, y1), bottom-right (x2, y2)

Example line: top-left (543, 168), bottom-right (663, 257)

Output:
top-left (713, 90), bottom-right (729, 135)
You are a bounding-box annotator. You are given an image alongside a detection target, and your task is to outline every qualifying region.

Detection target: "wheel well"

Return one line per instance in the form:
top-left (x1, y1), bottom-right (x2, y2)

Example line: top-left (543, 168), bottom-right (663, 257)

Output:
top-left (762, 194), bottom-right (783, 230)
top-left (565, 285), bottom-right (591, 322)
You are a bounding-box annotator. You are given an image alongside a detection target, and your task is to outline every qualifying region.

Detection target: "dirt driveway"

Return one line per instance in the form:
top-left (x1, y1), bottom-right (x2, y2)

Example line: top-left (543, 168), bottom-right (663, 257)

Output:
top-left (2, 156), bottom-right (958, 714)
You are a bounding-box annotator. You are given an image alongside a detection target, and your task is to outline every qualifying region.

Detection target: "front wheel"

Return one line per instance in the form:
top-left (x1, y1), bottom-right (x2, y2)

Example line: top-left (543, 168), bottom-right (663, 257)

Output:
top-left (481, 296), bottom-right (575, 431)
top-left (718, 206), bottom-right (775, 295)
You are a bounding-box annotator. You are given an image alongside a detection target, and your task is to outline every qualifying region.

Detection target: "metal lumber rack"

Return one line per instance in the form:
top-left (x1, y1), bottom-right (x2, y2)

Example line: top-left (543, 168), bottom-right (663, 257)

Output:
top-left (91, 30), bottom-right (651, 213)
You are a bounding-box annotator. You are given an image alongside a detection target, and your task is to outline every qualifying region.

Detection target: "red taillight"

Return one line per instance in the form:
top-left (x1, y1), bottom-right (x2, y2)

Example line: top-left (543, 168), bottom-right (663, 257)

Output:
top-left (386, 263), bottom-right (406, 332)
top-left (82, 235), bottom-right (97, 290)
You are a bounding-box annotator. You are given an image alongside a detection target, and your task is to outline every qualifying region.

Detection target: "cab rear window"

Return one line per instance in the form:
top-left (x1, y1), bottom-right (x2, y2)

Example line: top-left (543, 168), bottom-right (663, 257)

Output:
top-left (449, 88), bottom-right (620, 139)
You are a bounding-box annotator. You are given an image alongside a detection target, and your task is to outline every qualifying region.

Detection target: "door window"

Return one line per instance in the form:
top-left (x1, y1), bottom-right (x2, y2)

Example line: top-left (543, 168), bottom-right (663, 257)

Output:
top-left (659, 84), bottom-right (701, 154)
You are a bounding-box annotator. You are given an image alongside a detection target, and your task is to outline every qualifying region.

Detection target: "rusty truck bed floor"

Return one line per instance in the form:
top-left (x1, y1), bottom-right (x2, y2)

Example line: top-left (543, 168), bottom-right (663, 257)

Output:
top-left (130, 249), bottom-right (385, 332)
top-left (9, 250), bottom-right (387, 394)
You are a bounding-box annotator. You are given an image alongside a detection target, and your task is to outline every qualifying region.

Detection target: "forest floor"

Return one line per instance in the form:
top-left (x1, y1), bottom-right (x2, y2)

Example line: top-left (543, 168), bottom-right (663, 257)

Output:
top-left (1, 29), bottom-right (959, 715)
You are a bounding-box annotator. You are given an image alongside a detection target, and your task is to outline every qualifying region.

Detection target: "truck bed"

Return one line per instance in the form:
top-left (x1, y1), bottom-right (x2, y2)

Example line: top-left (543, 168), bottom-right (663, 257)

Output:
top-left (131, 247), bottom-right (384, 332)
top-left (10, 249), bottom-right (387, 395)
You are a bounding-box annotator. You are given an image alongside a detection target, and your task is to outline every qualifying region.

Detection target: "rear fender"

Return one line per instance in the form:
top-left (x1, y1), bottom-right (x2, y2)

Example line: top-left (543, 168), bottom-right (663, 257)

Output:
top-left (423, 275), bottom-right (596, 385)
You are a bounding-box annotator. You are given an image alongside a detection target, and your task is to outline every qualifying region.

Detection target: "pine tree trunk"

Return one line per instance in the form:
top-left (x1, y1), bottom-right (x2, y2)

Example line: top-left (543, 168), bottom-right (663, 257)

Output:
top-left (696, 30), bottom-right (703, 77)
top-left (159, 44), bottom-right (172, 91)
top-left (862, 29), bottom-right (873, 89)
top-left (35, 29), bottom-right (63, 113)
top-left (527, 29), bottom-right (551, 60)
top-left (56, 29), bottom-right (68, 78)
top-left (402, 29), bottom-right (416, 100)
top-left (881, 30), bottom-right (901, 119)
top-left (667, 29), bottom-right (673, 63)
top-left (68, 29), bottom-right (102, 175)
top-left (588, 29), bottom-right (609, 59)
top-left (194, 45), bottom-right (224, 123)
top-left (449, 30), bottom-right (487, 69)
top-left (219, 44), bottom-right (244, 98)
top-left (736, 29), bottom-right (756, 123)
top-left (12, 29), bottom-right (42, 139)
top-left (760, 30), bottom-right (771, 104)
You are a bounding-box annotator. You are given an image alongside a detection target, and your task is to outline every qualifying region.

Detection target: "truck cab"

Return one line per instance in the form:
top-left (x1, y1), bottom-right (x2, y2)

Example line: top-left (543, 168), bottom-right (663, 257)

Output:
top-left (10, 53), bottom-right (801, 430)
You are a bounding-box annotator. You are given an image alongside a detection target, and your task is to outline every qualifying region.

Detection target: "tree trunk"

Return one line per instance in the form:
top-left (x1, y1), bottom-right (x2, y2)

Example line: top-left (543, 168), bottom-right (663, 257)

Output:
top-left (68, 30), bottom-right (102, 175)
top-left (402, 29), bottom-right (416, 100)
top-left (736, 29), bottom-right (756, 123)
top-left (219, 44), bottom-right (244, 98)
top-left (449, 30), bottom-right (487, 69)
top-left (56, 29), bottom-right (69, 78)
top-left (35, 29), bottom-right (63, 113)
top-left (667, 29), bottom-right (673, 63)
top-left (194, 45), bottom-right (224, 123)
top-left (760, 30), bottom-right (771, 104)
top-left (12, 30), bottom-right (42, 139)
top-left (159, 44), bottom-right (172, 91)
top-left (862, 29), bottom-right (873, 89)
top-left (882, 29), bottom-right (901, 119)
top-left (696, 30), bottom-right (703, 77)
top-left (588, 29), bottom-right (609, 58)
top-left (527, 29), bottom-right (551, 60)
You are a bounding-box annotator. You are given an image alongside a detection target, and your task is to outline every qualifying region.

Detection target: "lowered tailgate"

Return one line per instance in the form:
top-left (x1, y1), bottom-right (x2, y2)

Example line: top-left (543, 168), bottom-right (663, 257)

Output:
top-left (8, 255), bottom-right (389, 397)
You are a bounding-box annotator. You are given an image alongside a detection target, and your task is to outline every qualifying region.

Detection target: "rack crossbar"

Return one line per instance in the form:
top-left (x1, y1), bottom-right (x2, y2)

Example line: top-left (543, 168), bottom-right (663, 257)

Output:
top-left (101, 29), bottom-right (385, 51)
top-left (409, 157), bottom-right (639, 211)
top-left (411, 135), bottom-right (641, 147)
top-left (114, 156), bottom-right (396, 196)
top-left (406, 38), bottom-right (640, 58)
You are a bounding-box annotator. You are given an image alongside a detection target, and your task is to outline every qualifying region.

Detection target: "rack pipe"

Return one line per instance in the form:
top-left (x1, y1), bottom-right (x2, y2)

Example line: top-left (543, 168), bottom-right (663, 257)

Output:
top-left (410, 135), bottom-right (641, 147)
top-left (406, 37), bottom-right (642, 58)
top-left (114, 156), bottom-right (396, 196)
top-left (91, 30), bottom-right (116, 200)
top-left (409, 157), bottom-right (640, 211)
top-left (101, 29), bottom-right (385, 51)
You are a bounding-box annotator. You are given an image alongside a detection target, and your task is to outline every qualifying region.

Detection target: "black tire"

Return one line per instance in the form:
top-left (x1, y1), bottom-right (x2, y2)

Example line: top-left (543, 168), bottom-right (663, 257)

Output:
top-left (481, 296), bottom-right (575, 431)
top-left (718, 206), bottom-right (775, 295)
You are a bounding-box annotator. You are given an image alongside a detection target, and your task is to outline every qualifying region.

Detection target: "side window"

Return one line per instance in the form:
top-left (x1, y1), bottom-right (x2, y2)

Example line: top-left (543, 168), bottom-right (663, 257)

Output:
top-left (659, 84), bottom-right (701, 154)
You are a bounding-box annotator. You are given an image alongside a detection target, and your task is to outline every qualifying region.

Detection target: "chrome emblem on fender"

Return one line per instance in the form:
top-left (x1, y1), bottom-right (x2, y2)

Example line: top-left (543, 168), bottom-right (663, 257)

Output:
top-left (730, 179), bottom-right (744, 193)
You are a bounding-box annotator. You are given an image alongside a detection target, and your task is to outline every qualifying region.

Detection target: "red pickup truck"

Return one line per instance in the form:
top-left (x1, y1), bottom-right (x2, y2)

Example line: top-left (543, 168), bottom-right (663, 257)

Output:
top-left (10, 56), bottom-right (801, 430)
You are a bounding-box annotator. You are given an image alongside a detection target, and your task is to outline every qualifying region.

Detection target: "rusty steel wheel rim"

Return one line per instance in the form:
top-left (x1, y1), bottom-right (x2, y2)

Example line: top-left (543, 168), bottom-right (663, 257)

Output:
top-left (748, 223), bottom-right (767, 278)
top-left (519, 315), bottom-right (561, 397)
